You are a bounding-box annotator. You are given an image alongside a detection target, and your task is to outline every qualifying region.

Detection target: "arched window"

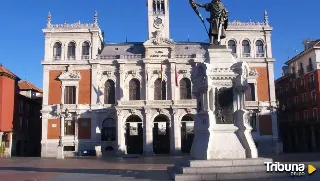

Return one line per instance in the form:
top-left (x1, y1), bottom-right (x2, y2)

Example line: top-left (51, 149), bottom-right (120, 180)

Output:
top-left (154, 78), bottom-right (166, 100)
top-left (242, 40), bottom-right (251, 57)
top-left (104, 80), bottom-right (115, 104)
top-left (67, 42), bottom-right (76, 60)
top-left (180, 78), bottom-right (192, 99)
top-left (82, 42), bottom-right (90, 59)
top-left (228, 40), bottom-right (237, 54)
top-left (129, 79), bottom-right (140, 100)
top-left (53, 42), bottom-right (62, 60)
top-left (256, 40), bottom-right (265, 57)
top-left (101, 118), bottom-right (116, 141)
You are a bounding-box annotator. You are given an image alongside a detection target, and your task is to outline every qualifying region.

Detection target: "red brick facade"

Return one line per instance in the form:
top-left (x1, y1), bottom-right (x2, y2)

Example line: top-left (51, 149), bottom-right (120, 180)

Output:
top-left (47, 69), bottom-right (92, 139)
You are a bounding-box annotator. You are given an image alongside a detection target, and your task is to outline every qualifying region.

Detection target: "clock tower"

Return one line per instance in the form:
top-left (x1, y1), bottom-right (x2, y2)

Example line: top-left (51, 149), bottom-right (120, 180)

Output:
top-left (147, 0), bottom-right (170, 40)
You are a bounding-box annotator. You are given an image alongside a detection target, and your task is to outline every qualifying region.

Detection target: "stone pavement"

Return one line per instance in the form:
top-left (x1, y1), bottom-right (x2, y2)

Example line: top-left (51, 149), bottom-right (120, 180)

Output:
top-left (0, 153), bottom-right (319, 181)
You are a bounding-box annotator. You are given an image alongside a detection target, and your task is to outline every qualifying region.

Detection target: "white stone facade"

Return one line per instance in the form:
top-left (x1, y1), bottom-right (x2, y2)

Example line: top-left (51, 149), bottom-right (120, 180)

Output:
top-left (40, 2), bottom-right (280, 157)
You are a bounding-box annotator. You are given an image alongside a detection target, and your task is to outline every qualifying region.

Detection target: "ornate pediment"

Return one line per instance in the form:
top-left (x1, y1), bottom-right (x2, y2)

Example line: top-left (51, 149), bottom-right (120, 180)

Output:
top-left (248, 69), bottom-right (259, 77)
top-left (144, 30), bottom-right (175, 46)
top-left (58, 66), bottom-right (81, 80)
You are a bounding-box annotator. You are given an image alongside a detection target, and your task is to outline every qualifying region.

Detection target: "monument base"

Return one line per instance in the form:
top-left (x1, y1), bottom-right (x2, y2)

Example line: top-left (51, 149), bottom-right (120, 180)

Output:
top-left (56, 146), bottom-right (64, 159)
top-left (167, 157), bottom-right (287, 181)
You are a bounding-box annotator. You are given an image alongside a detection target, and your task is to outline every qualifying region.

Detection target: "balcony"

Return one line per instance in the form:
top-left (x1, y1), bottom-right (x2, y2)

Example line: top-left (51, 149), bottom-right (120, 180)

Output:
top-left (81, 55), bottom-right (90, 60)
top-left (242, 53), bottom-right (251, 58)
top-left (52, 56), bottom-right (61, 60)
top-left (309, 82), bottom-right (315, 89)
top-left (256, 53), bottom-right (265, 58)
top-left (117, 99), bottom-right (197, 108)
top-left (67, 56), bottom-right (76, 60)
top-left (298, 68), bottom-right (304, 76)
top-left (307, 64), bottom-right (314, 72)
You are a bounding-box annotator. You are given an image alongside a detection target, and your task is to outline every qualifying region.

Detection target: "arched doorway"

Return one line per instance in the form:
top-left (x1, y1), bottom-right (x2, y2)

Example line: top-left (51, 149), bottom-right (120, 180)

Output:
top-left (125, 115), bottom-right (143, 154)
top-left (153, 115), bottom-right (170, 154)
top-left (181, 115), bottom-right (194, 153)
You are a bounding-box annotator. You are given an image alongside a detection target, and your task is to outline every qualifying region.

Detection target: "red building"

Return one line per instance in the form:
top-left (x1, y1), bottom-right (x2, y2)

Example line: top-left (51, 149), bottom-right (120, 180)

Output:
top-left (0, 65), bottom-right (42, 157)
top-left (0, 64), bottom-right (20, 157)
top-left (275, 40), bottom-right (320, 153)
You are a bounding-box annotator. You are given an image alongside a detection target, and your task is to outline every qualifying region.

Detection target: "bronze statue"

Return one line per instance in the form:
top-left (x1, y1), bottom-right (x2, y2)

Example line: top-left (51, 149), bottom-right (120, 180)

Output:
top-left (189, 0), bottom-right (229, 45)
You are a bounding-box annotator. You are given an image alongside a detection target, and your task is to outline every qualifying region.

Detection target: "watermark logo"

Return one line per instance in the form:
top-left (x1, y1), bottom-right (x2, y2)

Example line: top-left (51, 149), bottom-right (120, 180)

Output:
top-left (264, 162), bottom-right (316, 176)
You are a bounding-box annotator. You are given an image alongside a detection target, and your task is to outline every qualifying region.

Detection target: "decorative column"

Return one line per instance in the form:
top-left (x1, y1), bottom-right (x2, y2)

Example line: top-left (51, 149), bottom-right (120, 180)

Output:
top-left (60, 115), bottom-right (65, 140)
top-left (169, 62), bottom-right (176, 100)
top-left (116, 110), bottom-right (126, 155)
top-left (118, 63), bottom-right (126, 101)
top-left (171, 109), bottom-right (182, 155)
top-left (74, 111), bottom-right (81, 152)
top-left (143, 109), bottom-right (153, 156)
top-left (91, 64), bottom-right (100, 105)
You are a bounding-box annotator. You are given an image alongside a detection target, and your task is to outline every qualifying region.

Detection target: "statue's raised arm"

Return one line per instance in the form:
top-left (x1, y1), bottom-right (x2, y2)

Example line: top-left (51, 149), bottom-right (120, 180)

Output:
top-left (191, 0), bottom-right (229, 45)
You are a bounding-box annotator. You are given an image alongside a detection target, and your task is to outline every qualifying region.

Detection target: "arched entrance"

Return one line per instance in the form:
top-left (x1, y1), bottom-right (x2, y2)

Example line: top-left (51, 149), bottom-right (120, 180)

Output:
top-left (181, 115), bottom-right (194, 153)
top-left (153, 115), bottom-right (170, 154)
top-left (125, 115), bottom-right (143, 154)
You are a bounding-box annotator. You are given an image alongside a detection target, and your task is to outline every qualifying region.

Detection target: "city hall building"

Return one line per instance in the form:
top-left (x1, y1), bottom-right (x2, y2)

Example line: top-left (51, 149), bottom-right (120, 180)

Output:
top-left (40, 0), bottom-right (280, 157)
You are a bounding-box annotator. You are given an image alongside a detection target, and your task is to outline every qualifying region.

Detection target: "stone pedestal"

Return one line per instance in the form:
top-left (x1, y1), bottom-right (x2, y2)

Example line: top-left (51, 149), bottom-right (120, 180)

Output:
top-left (167, 47), bottom-right (283, 180)
top-left (57, 146), bottom-right (64, 159)
top-left (190, 111), bottom-right (246, 160)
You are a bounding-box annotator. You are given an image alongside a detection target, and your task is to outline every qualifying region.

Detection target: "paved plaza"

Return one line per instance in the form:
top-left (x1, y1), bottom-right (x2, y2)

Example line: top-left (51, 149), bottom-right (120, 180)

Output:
top-left (0, 154), bottom-right (319, 181)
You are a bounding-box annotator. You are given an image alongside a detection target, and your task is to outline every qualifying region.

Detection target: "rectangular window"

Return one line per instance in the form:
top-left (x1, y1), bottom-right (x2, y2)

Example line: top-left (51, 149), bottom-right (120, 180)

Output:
top-left (294, 96), bottom-right (298, 104)
top-left (302, 93), bottom-right (307, 103)
top-left (301, 77), bottom-right (305, 87)
top-left (280, 87), bottom-right (283, 94)
top-left (285, 84), bottom-right (289, 92)
top-left (19, 117), bottom-right (22, 130)
top-left (304, 110), bottom-right (308, 120)
top-left (19, 101), bottom-right (23, 113)
top-left (25, 103), bottom-right (29, 115)
top-left (293, 81), bottom-right (296, 88)
top-left (65, 119), bottom-right (75, 136)
top-left (245, 83), bottom-right (255, 101)
top-left (249, 113), bottom-right (257, 132)
top-left (63, 146), bottom-right (75, 151)
top-left (310, 73), bottom-right (315, 82)
top-left (313, 108), bottom-right (318, 121)
top-left (288, 115), bottom-right (292, 122)
top-left (64, 86), bottom-right (76, 104)
top-left (311, 91), bottom-right (316, 102)
top-left (295, 112), bottom-right (299, 121)
top-left (26, 119), bottom-right (28, 130)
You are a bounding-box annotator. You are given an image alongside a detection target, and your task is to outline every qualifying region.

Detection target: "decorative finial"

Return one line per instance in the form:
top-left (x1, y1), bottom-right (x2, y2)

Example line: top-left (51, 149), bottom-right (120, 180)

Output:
top-left (94, 11), bottom-right (98, 26)
top-left (264, 10), bottom-right (269, 26)
top-left (64, 20), bottom-right (67, 24)
top-left (47, 12), bottom-right (51, 28)
top-left (188, 34), bottom-right (190, 42)
top-left (126, 35), bottom-right (128, 43)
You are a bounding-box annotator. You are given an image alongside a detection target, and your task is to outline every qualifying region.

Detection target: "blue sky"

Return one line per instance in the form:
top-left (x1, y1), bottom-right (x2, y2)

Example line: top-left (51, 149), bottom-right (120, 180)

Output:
top-left (0, 0), bottom-right (319, 88)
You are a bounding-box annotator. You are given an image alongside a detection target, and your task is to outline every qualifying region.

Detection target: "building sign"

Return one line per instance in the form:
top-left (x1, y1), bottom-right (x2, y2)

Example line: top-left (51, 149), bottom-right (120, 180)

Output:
top-left (130, 123), bottom-right (138, 136)
top-left (149, 48), bottom-right (169, 58)
top-left (186, 122), bottom-right (194, 134)
top-left (52, 124), bottom-right (57, 128)
top-left (158, 122), bottom-right (166, 135)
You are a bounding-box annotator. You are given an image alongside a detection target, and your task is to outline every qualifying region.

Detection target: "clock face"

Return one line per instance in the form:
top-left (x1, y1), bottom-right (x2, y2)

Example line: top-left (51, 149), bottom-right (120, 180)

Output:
top-left (155, 17), bottom-right (163, 25)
